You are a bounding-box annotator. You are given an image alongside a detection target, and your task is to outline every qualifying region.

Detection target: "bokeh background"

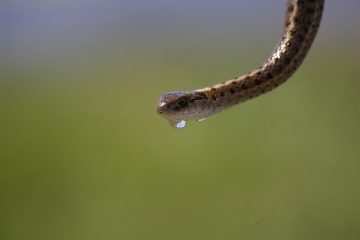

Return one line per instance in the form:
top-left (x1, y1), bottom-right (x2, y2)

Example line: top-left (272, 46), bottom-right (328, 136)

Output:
top-left (1, 1), bottom-right (359, 239)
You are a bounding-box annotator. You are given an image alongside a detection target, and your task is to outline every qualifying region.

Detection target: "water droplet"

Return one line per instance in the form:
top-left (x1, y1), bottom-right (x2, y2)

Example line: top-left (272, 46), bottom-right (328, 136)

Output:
top-left (176, 120), bottom-right (187, 129)
top-left (198, 118), bottom-right (207, 122)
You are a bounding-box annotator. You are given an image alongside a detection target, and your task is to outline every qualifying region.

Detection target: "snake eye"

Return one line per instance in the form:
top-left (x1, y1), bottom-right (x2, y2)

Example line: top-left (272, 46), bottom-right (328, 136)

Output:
top-left (166, 97), bottom-right (188, 112)
top-left (177, 97), bottom-right (188, 108)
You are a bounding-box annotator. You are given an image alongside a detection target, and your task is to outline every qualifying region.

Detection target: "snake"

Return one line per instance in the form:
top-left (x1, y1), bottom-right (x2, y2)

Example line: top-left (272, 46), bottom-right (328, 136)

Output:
top-left (157, 0), bottom-right (324, 129)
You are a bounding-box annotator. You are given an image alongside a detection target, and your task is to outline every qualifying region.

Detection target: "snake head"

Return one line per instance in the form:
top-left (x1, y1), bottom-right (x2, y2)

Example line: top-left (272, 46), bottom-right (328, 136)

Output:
top-left (157, 91), bottom-right (209, 129)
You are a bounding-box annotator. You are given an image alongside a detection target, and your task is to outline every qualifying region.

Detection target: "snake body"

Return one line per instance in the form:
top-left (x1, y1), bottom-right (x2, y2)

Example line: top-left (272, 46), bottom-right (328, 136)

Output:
top-left (157, 0), bottom-right (324, 129)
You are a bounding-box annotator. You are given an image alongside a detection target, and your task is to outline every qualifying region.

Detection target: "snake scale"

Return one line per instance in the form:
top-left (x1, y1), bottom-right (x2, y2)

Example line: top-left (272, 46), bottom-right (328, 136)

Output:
top-left (157, 0), bottom-right (324, 129)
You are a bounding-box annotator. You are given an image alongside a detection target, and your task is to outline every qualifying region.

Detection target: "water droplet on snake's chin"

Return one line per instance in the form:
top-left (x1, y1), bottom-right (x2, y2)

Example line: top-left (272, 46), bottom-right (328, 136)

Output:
top-left (168, 120), bottom-right (186, 129)
top-left (176, 120), bottom-right (187, 129)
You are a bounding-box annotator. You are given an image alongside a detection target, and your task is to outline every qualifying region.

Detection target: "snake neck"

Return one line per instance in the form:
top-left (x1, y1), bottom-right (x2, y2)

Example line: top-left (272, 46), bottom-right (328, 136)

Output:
top-left (199, 0), bottom-right (324, 115)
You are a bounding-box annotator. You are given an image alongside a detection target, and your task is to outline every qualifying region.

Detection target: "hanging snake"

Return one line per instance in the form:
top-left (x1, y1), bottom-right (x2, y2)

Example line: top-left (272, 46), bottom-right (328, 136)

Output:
top-left (157, 0), bottom-right (324, 129)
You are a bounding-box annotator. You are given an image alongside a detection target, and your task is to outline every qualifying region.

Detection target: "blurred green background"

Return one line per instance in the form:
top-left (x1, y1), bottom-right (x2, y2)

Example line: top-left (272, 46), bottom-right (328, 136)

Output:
top-left (1, 1), bottom-right (359, 240)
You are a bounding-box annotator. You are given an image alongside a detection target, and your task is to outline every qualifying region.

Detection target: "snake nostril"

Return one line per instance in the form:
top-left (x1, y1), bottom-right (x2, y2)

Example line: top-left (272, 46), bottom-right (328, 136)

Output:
top-left (157, 105), bottom-right (165, 114)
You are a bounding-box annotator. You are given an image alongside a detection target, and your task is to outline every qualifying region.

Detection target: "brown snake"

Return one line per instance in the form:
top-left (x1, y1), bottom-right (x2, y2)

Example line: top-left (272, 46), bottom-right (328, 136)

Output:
top-left (157, 0), bottom-right (324, 129)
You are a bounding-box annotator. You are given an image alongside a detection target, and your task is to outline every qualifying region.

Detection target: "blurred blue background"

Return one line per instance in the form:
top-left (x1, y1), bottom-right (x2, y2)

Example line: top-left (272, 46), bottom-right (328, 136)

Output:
top-left (1, 1), bottom-right (360, 239)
